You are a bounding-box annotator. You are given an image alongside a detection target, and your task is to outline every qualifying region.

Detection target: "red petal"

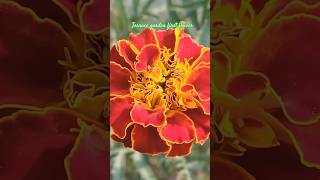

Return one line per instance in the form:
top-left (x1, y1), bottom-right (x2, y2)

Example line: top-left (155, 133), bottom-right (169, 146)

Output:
top-left (66, 123), bottom-right (108, 180)
top-left (135, 44), bottom-right (160, 72)
top-left (199, 99), bottom-right (211, 115)
top-left (176, 36), bottom-right (203, 64)
top-left (131, 124), bottom-right (170, 155)
top-left (184, 108), bottom-right (210, 144)
top-left (0, 109), bottom-right (79, 179)
top-left (110, 45), bottom-right (132, 70)
top-left (129, 28), bottom-right (158, 50)
top-left (131, 103), bottom-right (165, 127)
top-left (118, 40), bottom-right (138, 68)
top-left (245, 16), bottom-right (320, 122)
top-left (110, 96), bottom-right (134, 138)
top-left (111, 125), bottom-right (134, 148)
top-left (155, 29), bottom-right (176, 51)
top-left (79, 0), bottom-right (109, 33)
top-left (187, 65), bottom-right (210, 101)
top-left (0, 2), bottom-right (74, 107)
top-left (110, 62), bottom-right (131, 96)
top-left (167, 141), bottom-right (193, 157)
top-left (192, 47), bottom-right (210, 68)
top-left (160, 111), bottom-right (195, 144)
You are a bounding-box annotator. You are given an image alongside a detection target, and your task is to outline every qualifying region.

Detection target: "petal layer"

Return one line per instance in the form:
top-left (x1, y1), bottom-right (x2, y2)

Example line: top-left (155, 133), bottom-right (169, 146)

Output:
top-left (186, 66), bottom-right (210, 101)
top-left (110, 96), bottom-right (133, 138)
top-left (110, 62), bottom-right (131, 96)
top-left (160, 111), bottom-right (195, 144)
top-left (135, 44), bottom-right (160, 72)
top-left (131, 103), bottom-right (165, 127)
top-left (129, 28), bottom-right (157, 50)
top-left (131, 124), bottom-right (170, 155)
top-left (184, 108), bottom-right (210, 144)
top-left (176, 36), bottom-right (203, 64)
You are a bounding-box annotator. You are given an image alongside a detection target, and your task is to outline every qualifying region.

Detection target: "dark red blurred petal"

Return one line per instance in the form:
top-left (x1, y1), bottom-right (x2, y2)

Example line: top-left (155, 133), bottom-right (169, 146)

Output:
top-left (244, 16), bottom-right (320, 122)
top-left (110, 62), bottom-right (131, 96)
top-left (131, 124), bottom-right (169, 155)
top-left (79, 0), bottom-right (109, 33)
top-left (226, 73), bottom-right (269, 99)
top-left (65, 123), bottom-right (108, 180)
top-left (212, 157), bottom-right (255, 180)
top-left (110, 96), bottom-right (133, 138)
top-left (235, 144), bottom-right (320, 179)
top-left (0, 109), bottom-right (79, 179)
top-left (129, 28), bottom-right (157, 50)
top-left (0, 2), bottom-right (75, 107)
top-left (213, 51), bottom-right (230, 90)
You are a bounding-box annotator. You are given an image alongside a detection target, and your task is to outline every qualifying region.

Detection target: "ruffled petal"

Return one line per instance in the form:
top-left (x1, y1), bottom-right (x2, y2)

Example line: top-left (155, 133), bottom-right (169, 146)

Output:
top-left (110, 96), bottom-right (134, 138)
top-left (244, 16), bottom-right (320, 123)
top-left (110, 45), bottom-right (132, 70)
top-left (111, 124), bottom-right (134, 148)
top-left (65, 123), bottom-right (108, 180)
top-left (129, 28), bottom-right (158, 50)
top-left (160, 111), bottom-right (195, 144)
top-left (184, 108), bottom-right (210, 144)
top-left (131, 124), bottom-right (170, 155)
top-left (191, 47), bottom-right (210, 68)
top-left (167, 141), bottom-right (193, 157)
top-left (0, 109), bottom-right (79, 179)
top-left (118, 40), bottom-right (138, 68)
top-left (186, 65), bottom-right (210, 101)
top-left (110, 62), bottom-right (131, 96)
top-left (176, 36), bottom-right (203, 64)
top-left (135, 44), bottom-right (160, 72)
top-left (131, 103), bottom-right (165, 127)
top-left (0, 2), bottom-right (75, 107)
top-left (155, 29), bottom-right (176, 51)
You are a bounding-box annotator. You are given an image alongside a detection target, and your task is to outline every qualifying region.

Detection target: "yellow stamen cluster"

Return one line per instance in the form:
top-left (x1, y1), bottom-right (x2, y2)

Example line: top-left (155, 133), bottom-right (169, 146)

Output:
top-left (129, 47), bottom-right (192, 111)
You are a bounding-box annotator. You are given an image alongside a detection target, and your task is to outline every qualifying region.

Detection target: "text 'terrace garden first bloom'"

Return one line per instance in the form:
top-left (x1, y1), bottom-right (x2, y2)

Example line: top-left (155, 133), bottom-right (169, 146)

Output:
top-left (110, 28), bottom-right (210, 156)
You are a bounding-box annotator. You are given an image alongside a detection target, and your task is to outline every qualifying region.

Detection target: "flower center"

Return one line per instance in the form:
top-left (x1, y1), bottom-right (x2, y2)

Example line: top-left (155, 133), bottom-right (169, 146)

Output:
top-left (130, 48), bottom-right (189, 111)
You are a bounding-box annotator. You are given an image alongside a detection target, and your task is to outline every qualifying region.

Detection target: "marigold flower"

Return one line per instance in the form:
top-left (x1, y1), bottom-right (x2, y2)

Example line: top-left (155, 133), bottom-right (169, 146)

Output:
top-left (110, 28), bottom-right (210, 156)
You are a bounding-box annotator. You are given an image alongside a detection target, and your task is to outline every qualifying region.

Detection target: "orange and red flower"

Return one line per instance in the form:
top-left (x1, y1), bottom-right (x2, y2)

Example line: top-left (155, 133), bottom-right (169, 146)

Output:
top-left (110, 28), bottom-right (210, 156)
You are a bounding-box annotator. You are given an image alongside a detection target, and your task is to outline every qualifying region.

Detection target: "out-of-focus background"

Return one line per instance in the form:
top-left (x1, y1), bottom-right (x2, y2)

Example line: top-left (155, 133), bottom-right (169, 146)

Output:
top-left (110, 0), bottom-right (210, 179)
